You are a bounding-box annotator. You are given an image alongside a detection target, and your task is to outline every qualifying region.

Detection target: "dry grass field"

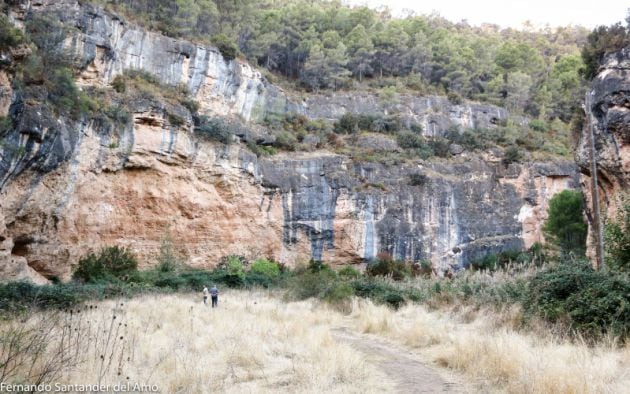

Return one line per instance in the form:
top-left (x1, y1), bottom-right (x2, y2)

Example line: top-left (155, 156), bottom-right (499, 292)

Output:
top-left (1, 291), bottom-right (628, 393)
top-left (350, 299), bottom-right (630, 393)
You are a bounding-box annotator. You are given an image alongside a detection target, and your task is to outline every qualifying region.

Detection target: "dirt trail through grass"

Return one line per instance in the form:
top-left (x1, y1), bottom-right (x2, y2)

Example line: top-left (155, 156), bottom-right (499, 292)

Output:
top-left (333, 328), bottom-right (467, 393)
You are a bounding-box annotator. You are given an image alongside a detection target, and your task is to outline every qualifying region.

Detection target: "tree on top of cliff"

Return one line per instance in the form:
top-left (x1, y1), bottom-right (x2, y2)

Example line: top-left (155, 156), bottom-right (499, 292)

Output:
top-left (86, 0), bottom-right (589, 122)
top-left (581, 17), bottom-right (630, 80)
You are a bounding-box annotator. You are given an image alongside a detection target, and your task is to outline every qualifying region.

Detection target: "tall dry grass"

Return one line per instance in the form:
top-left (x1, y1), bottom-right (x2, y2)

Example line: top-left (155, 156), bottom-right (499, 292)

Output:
top-left (0, 291), bottom-right (390, 393)
top-left (349, 298), bottom-right (630, 393)
top-left (3, 289), bottom-right (628, 393)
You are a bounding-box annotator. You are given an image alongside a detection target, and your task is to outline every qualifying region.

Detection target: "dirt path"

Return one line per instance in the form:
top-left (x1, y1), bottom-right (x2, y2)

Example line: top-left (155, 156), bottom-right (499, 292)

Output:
top-left (333, 328), bottom-right (467, 393)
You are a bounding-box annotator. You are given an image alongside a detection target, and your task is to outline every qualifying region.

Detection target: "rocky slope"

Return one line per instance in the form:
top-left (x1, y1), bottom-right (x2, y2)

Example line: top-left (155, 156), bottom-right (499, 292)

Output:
top-left (577, 48), bottom-right (630, 260)
top-left (0, 0), bottom-right (578, 282)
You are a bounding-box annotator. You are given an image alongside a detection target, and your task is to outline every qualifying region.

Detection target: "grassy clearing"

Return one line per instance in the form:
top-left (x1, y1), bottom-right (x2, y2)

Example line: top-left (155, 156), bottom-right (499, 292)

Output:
top-left (0, 291), bottom-right (390, 393)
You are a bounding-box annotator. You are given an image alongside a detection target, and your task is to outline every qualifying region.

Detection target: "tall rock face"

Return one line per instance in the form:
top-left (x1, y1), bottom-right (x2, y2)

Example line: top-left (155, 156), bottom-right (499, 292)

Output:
top-left (21, 0), bottom-right (298, 122)
top-left (0, 1), bottom-right (579, 281)
top-left (577, 48), bottom-right (630, 259)
top-left (0, 114), bottom-right (577, 280)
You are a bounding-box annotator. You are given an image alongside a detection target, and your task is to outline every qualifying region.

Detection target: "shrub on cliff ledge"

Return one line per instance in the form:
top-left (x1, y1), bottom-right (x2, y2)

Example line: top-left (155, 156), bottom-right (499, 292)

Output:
top-left (73, 246), bottom-right (138, 283)
top-left (194, 116), bottom-right (233, 144)
top-left (0, 14), bottom-right (24, 48)
top-left (211, 34), bottom-right (238, 60)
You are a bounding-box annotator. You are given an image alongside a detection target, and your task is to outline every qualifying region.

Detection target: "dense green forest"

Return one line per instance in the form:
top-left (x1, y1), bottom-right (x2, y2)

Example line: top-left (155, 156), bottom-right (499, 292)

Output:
top-left (89, 0), bottom-right (591, 123)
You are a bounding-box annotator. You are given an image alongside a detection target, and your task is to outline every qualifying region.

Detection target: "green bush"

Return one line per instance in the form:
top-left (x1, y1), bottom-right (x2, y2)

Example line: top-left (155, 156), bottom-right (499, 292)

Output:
top-left (194, 116), bottom-right (233, 144)
top-left (335, 113), bottom-right (359, 134)
top-left (528, 119), bottom-right (548, 132)
top-left (397, 131), bottom-right (426, 149)
top-left (429, 138), bottom-right (450, 157)
top-left (211, 34), bottom-right (239, 60)
top-left (72, 246), bottom-right (138, 283)
top-left (47, 68), bottom-right (94, 118)
top-left (286, 268), bottom-right (338, 300)
top-left (365, 255), bottom-right (412, 281)
top-left (469, 250), bottom-right (528, 271)
top-left (357, 114), bottom-right (378, 131)
top-left (374, 116), bottom-right (401, 133)
top-left (111, 75), bottom-right (127, 93)
top-left (0, 282), bottom-right (83, 312)
top-left (604, 202), bottom-right (630, 272)
top-left (273, 130), bottom-right (298, 151)
top-left (156, 234), bottom-right (183, 273)
top-left (250, 258), bottom-right (281, 279)
top-left (463, 131), bottom-right (487, 150)
top-left (543, 190), bottom-right (587, 256)
top-left (167, 113), bottom-right (185, 127)
top-left (338, 266), bottom-right (361, 279)
top-left (180, 98), bottom-right (200, 114)
top-left (414, 260), bottom-right (433, 277)
top-left (323, 282), bottom-right (355, 305)
top-left (502, 146), bottom-right (522, 165)
top-left (446, 91), bottom-right (463, 105)
top-left (246, 141), bottom-right (277, 157)
top-left (446, 128), bottom-right (486, 151)
top-left (470, 253), bottom-right (499, 271)
top-left (525, 260), bottom-right (630, 339)
top-left (410, 122), bottom-right (423, 133)
top-left (103, 105), bottom-right (131, 125)
top-left (408, 172), bottom-right (429, 186)
top-left (227, 256), bottom-right (245, 277)
top-left (351, 277), bottom-right (417, 308)
top-left (123, 68), bottom-right (161, 85)
top-left (0, 14), bottom-right (25, 48)
top-left (516, 132), bottom-right (544, 151)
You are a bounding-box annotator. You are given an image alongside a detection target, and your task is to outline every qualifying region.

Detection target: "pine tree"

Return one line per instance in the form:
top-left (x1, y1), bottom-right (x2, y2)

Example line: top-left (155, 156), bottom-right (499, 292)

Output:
top-left (345, 24), bottom-right (374, 81)
top-left (173, 0), bottom-right (200, 36)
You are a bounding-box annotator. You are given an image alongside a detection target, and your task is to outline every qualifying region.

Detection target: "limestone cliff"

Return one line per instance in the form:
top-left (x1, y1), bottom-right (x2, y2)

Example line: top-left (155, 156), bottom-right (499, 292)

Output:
top-left (577, 48), bottom-right (630, 260)
top-left (0, 0), bottom-right (579, 282)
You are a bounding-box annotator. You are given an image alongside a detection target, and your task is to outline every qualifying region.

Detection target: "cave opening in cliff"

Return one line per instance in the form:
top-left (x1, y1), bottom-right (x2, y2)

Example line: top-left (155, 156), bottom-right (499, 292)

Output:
top-left (11, 238), bottom-right (30, 257)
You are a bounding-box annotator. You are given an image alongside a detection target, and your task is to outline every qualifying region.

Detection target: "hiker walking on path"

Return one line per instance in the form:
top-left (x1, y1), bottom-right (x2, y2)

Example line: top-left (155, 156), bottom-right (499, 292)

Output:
top-left (202, 285), bottom-right (209, 306)
top-left (210, 285), bottom-right (219, 308)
